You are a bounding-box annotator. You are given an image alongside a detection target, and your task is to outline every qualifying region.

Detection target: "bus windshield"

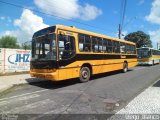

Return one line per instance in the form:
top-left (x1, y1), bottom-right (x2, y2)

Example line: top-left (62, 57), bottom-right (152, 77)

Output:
top-left (137, 48), bottom-right (151, 58)
top-left (32, 33), bottom-right (56, 60)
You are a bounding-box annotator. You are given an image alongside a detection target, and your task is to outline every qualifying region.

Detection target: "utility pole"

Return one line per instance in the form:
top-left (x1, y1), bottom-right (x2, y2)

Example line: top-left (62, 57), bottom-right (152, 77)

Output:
top-left (157, 42), bottom-right (160, 50)
top-left (119, 0), bottom-right (127, 39)
top-left (118, 24), bottom-right (121, 39)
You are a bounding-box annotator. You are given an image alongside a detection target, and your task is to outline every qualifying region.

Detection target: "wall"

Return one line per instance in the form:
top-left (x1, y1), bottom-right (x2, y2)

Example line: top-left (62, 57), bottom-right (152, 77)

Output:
top-left (0, 48), bottom-right (31, 73)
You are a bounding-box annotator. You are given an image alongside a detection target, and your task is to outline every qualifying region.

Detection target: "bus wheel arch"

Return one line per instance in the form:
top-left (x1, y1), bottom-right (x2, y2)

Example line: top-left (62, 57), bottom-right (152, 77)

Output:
top-left (122, 61), bottom-right (128, 73)
top-left (79, 63), bottom-right (92, 82)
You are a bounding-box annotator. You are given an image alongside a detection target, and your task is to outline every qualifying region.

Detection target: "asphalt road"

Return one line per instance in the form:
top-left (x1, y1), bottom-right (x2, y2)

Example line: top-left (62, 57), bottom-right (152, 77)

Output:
top-left (0, 65), bottom-right (160, 119)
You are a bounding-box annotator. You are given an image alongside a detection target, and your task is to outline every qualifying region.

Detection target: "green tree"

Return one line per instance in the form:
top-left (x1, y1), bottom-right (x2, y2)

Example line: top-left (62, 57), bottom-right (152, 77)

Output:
top-left (124, 31), bottom-right (152, 48)
top-left (0, 35), bottom-right (20, 48)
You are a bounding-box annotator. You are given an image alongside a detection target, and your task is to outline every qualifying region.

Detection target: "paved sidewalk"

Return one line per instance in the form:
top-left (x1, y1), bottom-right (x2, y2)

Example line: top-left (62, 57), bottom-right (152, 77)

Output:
top-left (0, 74), bottom-right (44, 92)
top-left (117, 86), bottom-right (160, 114)
top-left (110, 80), bottom-right (160, 119)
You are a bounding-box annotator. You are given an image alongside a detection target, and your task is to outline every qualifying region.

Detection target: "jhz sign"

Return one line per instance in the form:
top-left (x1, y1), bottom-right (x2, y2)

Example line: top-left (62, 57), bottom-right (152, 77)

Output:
top-left (8, 53), bottom-right (30, 64)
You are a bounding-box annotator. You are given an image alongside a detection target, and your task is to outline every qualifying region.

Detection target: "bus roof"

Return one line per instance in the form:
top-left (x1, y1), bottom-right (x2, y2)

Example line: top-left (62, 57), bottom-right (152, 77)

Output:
top-left (54, 24), bottom-right (136, 45)
top-left (137, 47), bottom-right (160, 51)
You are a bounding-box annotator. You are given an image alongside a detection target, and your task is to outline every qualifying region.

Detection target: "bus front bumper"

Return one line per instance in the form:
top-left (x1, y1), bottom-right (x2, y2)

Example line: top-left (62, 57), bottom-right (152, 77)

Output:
top-left (138, 60), bottom-right (153, 65)
top-left (30, 70), bottom-right (58, 81)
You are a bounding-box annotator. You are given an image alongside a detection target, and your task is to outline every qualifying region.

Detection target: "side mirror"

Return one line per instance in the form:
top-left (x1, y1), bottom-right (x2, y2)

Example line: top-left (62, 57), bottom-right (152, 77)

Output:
top-left (24, 44), bottom-right (27, 50)
top-left (22, 43), bottom-right (27, 50)
top-left (22, 41), bottom-right (32, 50)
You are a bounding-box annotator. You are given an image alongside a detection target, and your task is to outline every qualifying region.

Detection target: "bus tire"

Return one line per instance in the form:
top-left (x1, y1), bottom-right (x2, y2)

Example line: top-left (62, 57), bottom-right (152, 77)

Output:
top-left (122, 62), bottom-right (128, 73)
top-left (79, 67), bottom-right (90, 82)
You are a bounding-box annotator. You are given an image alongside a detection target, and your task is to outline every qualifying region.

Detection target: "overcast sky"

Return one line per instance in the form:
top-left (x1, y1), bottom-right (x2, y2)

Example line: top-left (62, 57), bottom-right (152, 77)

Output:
top-left (0, 0), bottom-right (160, 48)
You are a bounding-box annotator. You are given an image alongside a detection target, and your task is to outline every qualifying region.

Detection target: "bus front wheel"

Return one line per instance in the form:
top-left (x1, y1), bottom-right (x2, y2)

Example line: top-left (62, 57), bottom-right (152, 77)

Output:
top-left (79, 67), bottom-right (90, 82)
top-left (123, 62), bottom-right (128, 73)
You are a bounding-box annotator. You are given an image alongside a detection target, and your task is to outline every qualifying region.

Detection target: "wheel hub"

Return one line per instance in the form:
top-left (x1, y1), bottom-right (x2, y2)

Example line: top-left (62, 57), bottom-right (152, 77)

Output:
top-left (82, 71), bottom-right (88, 79)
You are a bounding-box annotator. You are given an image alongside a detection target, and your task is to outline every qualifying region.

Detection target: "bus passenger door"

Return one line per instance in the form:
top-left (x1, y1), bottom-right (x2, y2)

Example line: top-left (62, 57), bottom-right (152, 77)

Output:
top-left (57, 30), bottom-right (78, 80)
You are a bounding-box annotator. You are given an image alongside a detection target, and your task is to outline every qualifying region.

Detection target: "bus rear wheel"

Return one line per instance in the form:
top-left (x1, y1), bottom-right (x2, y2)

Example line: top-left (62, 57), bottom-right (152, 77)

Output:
top-left (79, 67), bottom-right (90, 82)
top-left (122, 62), bottom-right (128, 73)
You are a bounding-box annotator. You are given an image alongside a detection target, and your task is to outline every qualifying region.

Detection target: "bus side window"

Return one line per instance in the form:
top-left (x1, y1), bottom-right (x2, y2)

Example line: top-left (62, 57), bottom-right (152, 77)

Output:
top-left (126, 44), bottom-right (133, 54)
top-left (102, 39), bottom-right (107, 52)
top-left (113, 41), bottom-right (119, 53)
top-left (158, 50), bottom-right (160, 55)
top-left (112, 41), bottom-right (115, 53)
top-left (92, 37), bottom-right (98, 52)
top-left (125, 44), bottom-right (129, 54)
top-left (153, 50), bottom-right (155, 55)
top-left (91, 37), bottom-right (102, 53)
top-left (114, 41), bottom-right (120, 53)
top-left (78, 34), bottom-right (84, 52)
top-left (131, 45), bottom-right (136, 54)
top-left (84, 35), bottom-right (91, 52)
top-left (98, 38), bottom-right (103, 52)
top-left (120, 42), bottom-right (125, 53)
top-left (107, 40), bottom-right (112, 53)
top-left (130, 45), bottom-right (134, 54)
top-left (78, 34), bottom-right (91, 52)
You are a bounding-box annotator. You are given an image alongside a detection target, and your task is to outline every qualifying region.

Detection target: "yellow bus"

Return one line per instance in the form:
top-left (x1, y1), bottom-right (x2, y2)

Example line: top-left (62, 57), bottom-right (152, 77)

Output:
top-left (137, 47), bottom-right (160, 65)
top-left (30, 25), bottom-right (137, 82)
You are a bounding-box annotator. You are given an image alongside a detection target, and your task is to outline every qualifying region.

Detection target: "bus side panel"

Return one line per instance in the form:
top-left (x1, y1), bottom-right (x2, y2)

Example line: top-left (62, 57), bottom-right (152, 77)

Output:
top-left (92, 59), bottom-right (137, 74)
top-left (92, 63), bottom-right (122, 74)
top-left (58, 68), bottom-right (72, 80)
top-left (57, 58), bottom-right (137, 80)
top-left (152, 55), bottom-right (160, 64)
top-left (128, 59), bottom-right (138, 68)
top-left (58, 67), bottom-right (80, 80)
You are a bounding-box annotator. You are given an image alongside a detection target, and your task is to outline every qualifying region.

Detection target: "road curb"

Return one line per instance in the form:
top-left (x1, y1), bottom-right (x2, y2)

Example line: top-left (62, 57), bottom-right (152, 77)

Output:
top-left (0, 85), bottom-right (13, 93)
top-left (0, 78), bottom-right (46, 94)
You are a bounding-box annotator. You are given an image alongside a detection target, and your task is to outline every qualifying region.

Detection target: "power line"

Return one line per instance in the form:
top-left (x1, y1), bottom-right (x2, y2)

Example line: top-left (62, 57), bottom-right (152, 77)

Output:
top-left (121, 0), bottom-right (127, 30)
top-left (123, 16), bottom-right (137, 29)
top-left (120, 0), bottom-right (124, 27)
top-left (118, 0), bottom-right (127, 39)
top-left (0, 0), bottom-right (115, 33)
